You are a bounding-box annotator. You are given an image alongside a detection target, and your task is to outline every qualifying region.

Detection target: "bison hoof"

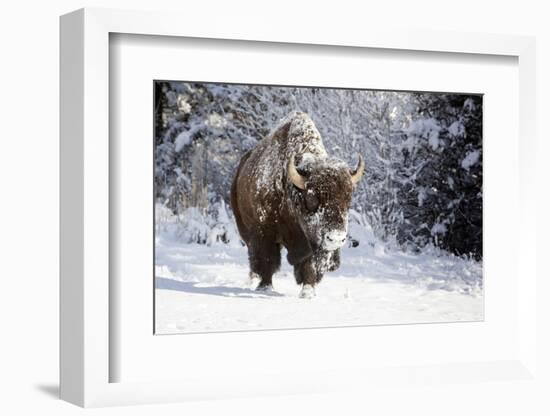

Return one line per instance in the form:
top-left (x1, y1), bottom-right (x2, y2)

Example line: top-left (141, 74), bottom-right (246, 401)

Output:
top-left (299, 284), bottom-right (316, 299)
top-left (256, 283), bottom-right (273, 292)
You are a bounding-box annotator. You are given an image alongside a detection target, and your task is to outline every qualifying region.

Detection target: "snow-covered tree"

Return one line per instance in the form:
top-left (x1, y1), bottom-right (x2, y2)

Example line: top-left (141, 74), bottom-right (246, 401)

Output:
top-left (154, 82), bottom-right (482, 258)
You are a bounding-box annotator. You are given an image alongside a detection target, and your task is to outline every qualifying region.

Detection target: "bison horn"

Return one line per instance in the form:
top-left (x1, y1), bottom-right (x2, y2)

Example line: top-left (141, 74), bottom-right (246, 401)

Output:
top-left (350, 155), bottom-right (365, 185)
top-left (288, 155), bottom-right (306, 190)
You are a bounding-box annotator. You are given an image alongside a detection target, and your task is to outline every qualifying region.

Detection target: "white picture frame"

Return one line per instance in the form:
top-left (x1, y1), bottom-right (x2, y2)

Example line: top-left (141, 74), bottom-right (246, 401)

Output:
top-left (60, 7), bottom-right (538, 407)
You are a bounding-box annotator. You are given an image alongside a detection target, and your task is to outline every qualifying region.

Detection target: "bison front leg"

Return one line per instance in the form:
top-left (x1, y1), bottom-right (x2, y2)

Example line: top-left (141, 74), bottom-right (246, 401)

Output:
top-left (294, 258), bottom-right (321, 299)
top-left (247, 238), bottom-right (281, 291)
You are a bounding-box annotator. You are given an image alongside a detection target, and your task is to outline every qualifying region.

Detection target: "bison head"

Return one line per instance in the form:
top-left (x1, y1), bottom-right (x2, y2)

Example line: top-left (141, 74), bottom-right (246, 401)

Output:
top-left (287, 153), bottom-right (364, 252)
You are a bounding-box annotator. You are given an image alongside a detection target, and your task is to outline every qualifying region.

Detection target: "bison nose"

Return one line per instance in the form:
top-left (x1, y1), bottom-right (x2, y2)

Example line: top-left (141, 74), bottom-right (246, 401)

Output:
top-left (323, 230), bottom-right (347, 250)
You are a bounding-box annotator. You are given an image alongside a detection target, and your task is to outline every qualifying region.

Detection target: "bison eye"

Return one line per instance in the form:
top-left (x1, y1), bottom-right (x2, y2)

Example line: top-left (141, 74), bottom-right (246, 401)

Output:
top-left (305, 192), bottom-right (319, 212)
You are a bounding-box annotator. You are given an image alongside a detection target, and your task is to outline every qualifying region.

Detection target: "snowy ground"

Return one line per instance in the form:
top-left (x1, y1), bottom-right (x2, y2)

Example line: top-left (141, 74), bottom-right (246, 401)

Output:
top-left (155, 223), bottom-right (483, 335)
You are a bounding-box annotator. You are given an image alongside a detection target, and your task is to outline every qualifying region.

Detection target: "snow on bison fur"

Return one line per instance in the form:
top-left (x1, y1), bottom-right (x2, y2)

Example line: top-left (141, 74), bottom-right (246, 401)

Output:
top-left (230, 112), bottom-right (364, 298)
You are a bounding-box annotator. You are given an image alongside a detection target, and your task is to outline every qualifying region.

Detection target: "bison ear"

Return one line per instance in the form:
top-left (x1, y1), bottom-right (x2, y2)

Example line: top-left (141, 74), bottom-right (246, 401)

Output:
top-left (279, 219), bottom-right (312, 266)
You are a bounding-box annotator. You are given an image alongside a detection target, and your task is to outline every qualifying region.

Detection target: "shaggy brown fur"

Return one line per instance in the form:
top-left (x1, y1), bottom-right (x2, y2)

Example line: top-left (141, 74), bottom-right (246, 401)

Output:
top-left (230, 112), bottom-right (363, 292)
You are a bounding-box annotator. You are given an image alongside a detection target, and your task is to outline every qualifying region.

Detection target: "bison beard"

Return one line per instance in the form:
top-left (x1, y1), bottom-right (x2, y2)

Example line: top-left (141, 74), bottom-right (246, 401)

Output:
top-left (230, 112), bottom-right (364, 298)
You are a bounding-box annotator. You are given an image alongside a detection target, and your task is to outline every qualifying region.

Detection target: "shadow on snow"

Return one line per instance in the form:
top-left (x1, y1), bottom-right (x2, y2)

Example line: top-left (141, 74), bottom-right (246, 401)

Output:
top-left (155, 277), bottom-right (285, 298)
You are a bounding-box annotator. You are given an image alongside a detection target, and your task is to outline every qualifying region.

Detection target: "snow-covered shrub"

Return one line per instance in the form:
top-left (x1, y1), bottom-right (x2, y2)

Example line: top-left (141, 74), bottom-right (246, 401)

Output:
top-left (347, 209), bottom-right (377, 250)
top-left (155, 198), bottom-right (244, 247)
top-left (177, 207), bottom-right (211, 244)
top-left (205, 199), bottom-right (243, 248)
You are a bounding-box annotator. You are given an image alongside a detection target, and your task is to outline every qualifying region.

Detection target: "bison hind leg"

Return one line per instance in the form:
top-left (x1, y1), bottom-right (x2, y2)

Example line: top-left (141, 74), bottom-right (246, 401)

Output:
top-left (248, 271), bottom-right (273, 291)
top-left (248, 239), bottom-right (281, 290)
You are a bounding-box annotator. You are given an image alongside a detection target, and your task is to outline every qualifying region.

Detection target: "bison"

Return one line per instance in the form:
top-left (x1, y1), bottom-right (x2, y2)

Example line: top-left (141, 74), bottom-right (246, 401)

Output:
top-left (230, 112), bottom-right (364, 298)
